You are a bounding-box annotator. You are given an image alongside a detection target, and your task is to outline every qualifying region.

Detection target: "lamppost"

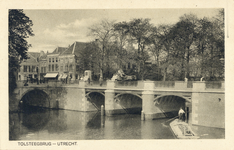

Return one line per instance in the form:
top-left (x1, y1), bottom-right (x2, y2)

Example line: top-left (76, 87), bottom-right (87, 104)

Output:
top-left (37, 65), bottom-right (39, 85)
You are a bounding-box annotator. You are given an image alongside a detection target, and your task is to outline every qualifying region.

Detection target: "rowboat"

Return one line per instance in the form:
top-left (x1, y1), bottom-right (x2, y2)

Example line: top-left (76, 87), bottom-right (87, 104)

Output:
top-left (170, 119), bottom-right (199, 139)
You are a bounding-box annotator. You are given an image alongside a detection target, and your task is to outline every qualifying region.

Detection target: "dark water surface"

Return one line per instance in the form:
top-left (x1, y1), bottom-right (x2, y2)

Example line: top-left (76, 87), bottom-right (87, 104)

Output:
top-left (9, 108), bottom-right (224, 140)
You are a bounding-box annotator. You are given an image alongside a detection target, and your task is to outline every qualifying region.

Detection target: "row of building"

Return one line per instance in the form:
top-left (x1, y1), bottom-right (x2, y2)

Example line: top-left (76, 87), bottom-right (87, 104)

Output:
top-left (18, 41), bottom-right (91, 82)
top-left (18, 41), bottom-right (137, 82)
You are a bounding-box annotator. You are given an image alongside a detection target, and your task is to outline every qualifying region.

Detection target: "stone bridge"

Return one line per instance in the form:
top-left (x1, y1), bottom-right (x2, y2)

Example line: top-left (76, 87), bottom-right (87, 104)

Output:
top-left (11, 80), bottom-right (225, 128)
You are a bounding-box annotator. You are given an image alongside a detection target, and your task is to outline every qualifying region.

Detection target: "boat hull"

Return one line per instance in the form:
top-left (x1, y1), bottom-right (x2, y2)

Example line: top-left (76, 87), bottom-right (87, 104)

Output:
top-left (170, 119), bottom-right (199, 139)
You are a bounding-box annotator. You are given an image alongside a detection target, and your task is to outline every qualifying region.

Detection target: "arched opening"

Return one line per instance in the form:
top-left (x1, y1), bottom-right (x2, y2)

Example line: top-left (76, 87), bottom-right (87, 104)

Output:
top-left (19, 89), bottom-right (50, 112)
top-left (154, 95), bottom-right (187, 118)
top-left (18, 89), bottom-right (50, 131)
top-left (115, 93), bottom-right (142, 114)
top-left (87, 92), bottom-right (105, 110)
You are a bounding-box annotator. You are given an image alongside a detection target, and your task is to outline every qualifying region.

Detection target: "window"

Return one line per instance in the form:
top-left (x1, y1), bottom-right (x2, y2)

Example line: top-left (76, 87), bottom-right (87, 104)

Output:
top-left (56, 64), bottom-right (58, 71)
top-left (44, 67), bottom-right (46, 73)
top-left (28, 66), bottom-right (31, 72)
top-left (52, 58), bottom-right (54, 62)
top-left (65, 65), bottom-right (68, 71)
top-left (24, 66), bottom-right (27, 72)
top-left (49, 65), bottom-right (51, 71)
top-left (52, 64), bottom-right (54, 71)
top-left (60, 66), bottom-right (63, 72)
top-left (32, 66), bottom-right (35, 72)
top-left (49, 58), bottom-right (51, 63)
top-left (41, 67), bottom-right (43, 73)
top-left (56, 57), bottom-right (58, 62)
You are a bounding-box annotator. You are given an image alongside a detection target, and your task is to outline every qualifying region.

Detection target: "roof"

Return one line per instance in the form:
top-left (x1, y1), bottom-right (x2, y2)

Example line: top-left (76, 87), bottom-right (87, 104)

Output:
top-left (50, 47), bottom-right (67, 55)
top-left (60, 41), bottom-right (88, 56)
top-left (40, 54), bottom-right (47, 60)
top-left (28, 52), bottom-right (40, 59)
top-left (25, 52), bottom-right (40, 63)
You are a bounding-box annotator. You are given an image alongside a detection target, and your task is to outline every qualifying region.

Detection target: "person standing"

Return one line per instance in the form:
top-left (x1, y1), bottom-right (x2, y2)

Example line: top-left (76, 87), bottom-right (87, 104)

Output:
top-left (178, 107), bottom-right (185, 121)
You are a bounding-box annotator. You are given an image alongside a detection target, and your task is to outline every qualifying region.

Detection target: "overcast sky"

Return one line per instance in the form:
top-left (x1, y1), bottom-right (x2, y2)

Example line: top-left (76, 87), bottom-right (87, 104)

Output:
top-left (24, 9), bottom-right (221, 53)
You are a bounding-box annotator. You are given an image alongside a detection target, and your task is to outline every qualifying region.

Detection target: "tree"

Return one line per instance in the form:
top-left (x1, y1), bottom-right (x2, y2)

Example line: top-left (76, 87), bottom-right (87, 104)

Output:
top-left (113, 21), bottom-right (131, 69)
top-left (169, 14), bottom-right (198, 80)
top-left (9, 9), bottom-right (34, 93)
top-left (88, 19), bottom-right (116, 79)
top-left (127, 18), bottom-right (153, 80)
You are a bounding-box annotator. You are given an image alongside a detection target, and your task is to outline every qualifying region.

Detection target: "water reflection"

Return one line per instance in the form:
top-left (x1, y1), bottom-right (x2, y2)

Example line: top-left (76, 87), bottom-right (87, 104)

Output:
top-left (9, 109), bottom-right (224, 140)
top-left (19, 107), bottom-right (50, 131)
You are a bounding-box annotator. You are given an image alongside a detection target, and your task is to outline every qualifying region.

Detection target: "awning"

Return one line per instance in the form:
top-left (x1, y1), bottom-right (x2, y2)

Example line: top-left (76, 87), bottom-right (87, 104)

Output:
top-left (58, 74), bottom-right (63, 80)
top-left (44, 73), bottom-right (58, 78)
top-left (61, 74), bottom-right (67, 79)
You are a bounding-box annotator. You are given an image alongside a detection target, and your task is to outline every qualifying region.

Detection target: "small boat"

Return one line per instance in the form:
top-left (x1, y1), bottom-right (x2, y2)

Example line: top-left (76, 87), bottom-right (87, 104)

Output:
top-left (170, 119), bottom-right (199, 139)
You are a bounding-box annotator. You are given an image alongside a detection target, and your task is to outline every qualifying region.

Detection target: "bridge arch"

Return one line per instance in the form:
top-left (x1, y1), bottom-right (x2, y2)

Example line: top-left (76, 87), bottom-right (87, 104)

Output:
top-left (154, 94), bottom-right (191, 103)
top-left (114, 93), bottom-right (142, 114)
top-left (114, 93), bottom-right (142, 100)
top-left (86, 91), bottom-right (105, 110)
top-left (153, 94), bottom-right (189, 118)
top-left (19, 89), bottom-right (50, 110)
top-left (20, 88), bottom-right (50, 101)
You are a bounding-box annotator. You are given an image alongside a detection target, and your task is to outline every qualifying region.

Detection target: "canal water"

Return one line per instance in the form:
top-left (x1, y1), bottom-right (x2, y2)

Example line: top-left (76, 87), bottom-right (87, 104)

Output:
top-left (9, 108), bottom-right (224, 140)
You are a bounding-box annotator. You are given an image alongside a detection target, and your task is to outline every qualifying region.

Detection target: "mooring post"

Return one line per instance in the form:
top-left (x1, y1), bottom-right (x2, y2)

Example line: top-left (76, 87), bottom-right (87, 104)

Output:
top-left (141, 111), bottom-right (145, 121)
top-left (186, 107), bottom-right (189, 123)
top-left (101, 105), bottom-right (105, 116)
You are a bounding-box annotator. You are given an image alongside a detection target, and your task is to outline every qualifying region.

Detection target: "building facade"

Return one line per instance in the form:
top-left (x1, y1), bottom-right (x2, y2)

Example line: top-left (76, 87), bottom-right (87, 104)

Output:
top-left (18, 52), bottom-right (40, 81)
top-left (59, 41), bottom-right (88, 81)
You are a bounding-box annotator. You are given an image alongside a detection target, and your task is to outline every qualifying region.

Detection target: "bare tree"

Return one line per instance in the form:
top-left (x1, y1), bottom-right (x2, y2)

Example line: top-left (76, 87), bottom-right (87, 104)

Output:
top-left (88, 19), bottom-right (116, 79)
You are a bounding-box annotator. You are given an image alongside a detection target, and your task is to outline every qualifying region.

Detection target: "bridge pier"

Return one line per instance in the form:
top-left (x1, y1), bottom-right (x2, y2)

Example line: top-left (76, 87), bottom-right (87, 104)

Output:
top-left (141, 81), bottom-right (166, 120)
top-left (141, 91), bottom-right (166, 120)
top-left (104, 89), bottom-right (125, 116)
top-left (191, 82), bottom-right (225, 128)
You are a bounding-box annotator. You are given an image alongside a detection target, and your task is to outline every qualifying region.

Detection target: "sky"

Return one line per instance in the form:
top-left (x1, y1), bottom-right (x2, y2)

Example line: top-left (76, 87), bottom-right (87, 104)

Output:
top-left (24, 9), bottom-right (221, 53)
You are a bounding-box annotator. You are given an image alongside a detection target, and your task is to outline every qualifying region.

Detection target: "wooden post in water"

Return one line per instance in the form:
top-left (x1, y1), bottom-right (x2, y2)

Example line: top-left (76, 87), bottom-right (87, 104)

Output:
top-left (101, 105), bottom-right (105, 116)
top-left (186, 107), bottom-right (189, 123)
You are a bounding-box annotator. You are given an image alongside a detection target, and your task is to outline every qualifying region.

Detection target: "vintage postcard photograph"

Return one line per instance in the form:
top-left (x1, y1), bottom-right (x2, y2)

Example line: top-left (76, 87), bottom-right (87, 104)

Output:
top-left (1, 0), bottom-right (234, 150)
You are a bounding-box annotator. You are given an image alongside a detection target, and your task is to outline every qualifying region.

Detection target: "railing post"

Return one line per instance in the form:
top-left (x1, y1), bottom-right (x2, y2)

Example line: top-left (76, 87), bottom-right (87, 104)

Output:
top-left (106, 80), bottom-right (115, 89)
top-left (193, 82), bottom-right (206, 92)
top-left (79, 80), bottom-right (85, 87)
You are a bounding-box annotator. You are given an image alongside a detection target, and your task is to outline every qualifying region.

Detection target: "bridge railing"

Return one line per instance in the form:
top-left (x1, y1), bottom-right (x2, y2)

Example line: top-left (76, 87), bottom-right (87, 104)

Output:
top-left (115, 81), bottom-right (138, 88)
top-left (205, 81), bottom-right (224, 89)
top-left (16, 80), bottom-right (225, 90)
top-left (154, 81), bottom-right (175, 88)
top-left (87, 81), bottom-right (107, 87)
